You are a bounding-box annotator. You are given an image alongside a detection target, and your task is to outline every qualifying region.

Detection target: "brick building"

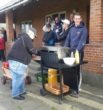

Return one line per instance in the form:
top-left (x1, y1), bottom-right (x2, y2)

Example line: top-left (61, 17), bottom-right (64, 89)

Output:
top-left (0, 0), bottom-right (103, 88)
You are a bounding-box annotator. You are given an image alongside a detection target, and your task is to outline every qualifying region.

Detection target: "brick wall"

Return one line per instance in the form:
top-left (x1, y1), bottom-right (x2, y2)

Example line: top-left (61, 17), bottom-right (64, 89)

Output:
top-left (89, 0), bottom-right (103, 42)
top-left (83, 44), bottom-right (103, 74)
top-left (83, 0), bottom-right (103, 74)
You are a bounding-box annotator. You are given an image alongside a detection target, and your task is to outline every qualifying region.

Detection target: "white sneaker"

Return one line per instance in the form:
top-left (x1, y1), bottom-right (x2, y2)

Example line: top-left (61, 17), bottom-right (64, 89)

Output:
top-left (79, 88), bottom-right (82, 92)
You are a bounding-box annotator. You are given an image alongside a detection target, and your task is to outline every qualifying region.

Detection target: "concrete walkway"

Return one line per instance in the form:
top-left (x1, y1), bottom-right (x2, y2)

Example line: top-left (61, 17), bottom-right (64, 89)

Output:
top-left (0, 61), bottom-right (103, 110)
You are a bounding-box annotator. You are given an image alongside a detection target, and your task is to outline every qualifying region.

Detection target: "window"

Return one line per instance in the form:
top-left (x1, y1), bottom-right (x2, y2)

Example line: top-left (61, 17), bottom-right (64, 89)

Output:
top-left (21, 20), bottom-right (32, 33)
top-left (45, 11), bottom-right (66, 21)
top-left (45, 11), bottom-right (66, 30)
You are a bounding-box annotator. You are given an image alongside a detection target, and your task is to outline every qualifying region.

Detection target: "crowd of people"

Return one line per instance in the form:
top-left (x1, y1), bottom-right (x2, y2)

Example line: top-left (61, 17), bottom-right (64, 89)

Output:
top-left (42, 12), bottom-right (87, 62)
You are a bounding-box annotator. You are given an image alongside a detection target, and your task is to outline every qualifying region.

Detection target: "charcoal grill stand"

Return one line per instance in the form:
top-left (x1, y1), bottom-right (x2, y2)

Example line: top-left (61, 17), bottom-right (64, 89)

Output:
top-left (40, 50), bottom-right (87, 103)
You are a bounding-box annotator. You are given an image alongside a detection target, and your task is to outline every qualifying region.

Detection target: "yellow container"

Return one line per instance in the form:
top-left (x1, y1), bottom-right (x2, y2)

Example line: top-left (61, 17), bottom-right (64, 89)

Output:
top-left (75, 50), bottom-right (80, 64)
top-left (48, 69), bottom-right (58, 87)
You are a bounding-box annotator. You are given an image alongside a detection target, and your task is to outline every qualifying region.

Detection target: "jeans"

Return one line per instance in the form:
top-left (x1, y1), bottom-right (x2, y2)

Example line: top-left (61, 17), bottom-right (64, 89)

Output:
top-left (8, 60), bottom-right (27, 97)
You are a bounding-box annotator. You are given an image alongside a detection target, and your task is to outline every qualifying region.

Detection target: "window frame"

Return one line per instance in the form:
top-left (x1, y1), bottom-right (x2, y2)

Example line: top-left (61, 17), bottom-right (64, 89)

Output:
top-left (45, 11), bottom-right (66, 23)
top-left (21, 20), bottom-right (32, 33)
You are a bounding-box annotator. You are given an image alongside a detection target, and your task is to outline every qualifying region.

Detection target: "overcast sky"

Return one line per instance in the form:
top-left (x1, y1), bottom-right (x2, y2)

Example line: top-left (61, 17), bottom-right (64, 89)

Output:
top-left (0, 0), bottom-right (12, 5)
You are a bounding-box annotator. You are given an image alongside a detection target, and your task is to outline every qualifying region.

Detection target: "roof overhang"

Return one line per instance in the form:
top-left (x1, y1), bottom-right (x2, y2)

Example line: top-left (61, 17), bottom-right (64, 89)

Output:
top-left (0, 0), bottom-right (31, 13)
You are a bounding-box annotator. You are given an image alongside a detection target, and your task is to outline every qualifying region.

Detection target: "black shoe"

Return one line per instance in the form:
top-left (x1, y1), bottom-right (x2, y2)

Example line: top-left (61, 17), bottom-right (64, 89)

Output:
top-left (20, 92), bottom-right (27, 96)
top-left (69, 90), bottom-right (79, 98)
top-left (13, 95), bottom-right (25, 100)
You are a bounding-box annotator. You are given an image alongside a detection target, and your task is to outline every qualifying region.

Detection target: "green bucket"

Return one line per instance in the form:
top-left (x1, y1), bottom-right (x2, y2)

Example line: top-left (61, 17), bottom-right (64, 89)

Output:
top-left (35, 73), bottom-right (48, 83)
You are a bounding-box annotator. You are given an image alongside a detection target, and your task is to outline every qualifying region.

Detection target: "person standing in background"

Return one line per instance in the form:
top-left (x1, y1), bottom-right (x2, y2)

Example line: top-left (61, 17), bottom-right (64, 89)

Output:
top-left (0, 30), bottom-right (6, 61)
top-left (44, 16), bottom-right (54, 30)
top-left (42, 24), bottom-right (56, 46)
top-left (53, 16), bottom-right (62, 36)
top-left (1, 28), bottom-right (7, 59)
top-left (1, 27), bottom-right (7, 42)
top-left (46, 16), bottom-right (52, 25)
top-left (69, 13), bottom-right (75, 28)
top-left (56, 19), bottom-right (70, 46)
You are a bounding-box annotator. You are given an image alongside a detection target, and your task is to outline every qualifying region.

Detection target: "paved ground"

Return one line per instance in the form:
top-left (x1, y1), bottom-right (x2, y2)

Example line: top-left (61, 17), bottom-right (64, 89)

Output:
top-left (0, 61), bottom-right (103, 110)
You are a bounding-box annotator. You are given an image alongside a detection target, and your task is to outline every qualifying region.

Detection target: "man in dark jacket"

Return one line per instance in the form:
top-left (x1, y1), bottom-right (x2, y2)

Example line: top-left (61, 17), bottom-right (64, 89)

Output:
top-left (64, 13), bottom-right (87, 97)
top-left (64, 13), bottom-right (87, 61)
top-left (42, 24), bottom-right (56, 46)
top-left (56, 19), bottom-right (70, 46)
top-left (53, 16), bottom-right (62, 36)
top-left (7, 27), bottom-right (38, 100)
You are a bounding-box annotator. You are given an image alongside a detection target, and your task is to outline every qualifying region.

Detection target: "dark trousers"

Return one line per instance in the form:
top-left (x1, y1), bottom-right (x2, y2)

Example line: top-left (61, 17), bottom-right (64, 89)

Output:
top-left (79, 51), bottom-right (84, 63)
top-left (62, 51), bottom-right (84, 92)
top-left (0, 50), bottom-right (6, 61)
